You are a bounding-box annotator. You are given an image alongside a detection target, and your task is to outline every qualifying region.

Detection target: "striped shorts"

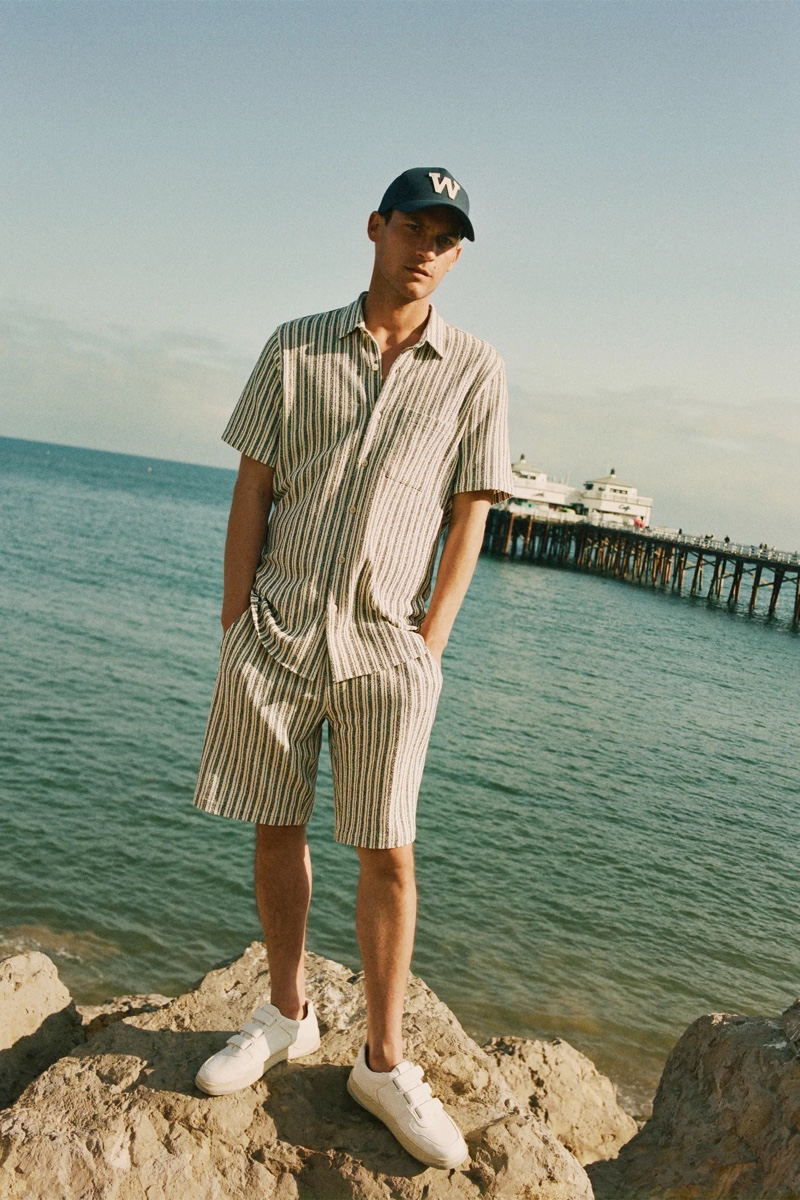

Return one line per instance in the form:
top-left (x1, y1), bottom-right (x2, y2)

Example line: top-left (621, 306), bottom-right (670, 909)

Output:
top-left (192, 608), bottom-right (443, 848)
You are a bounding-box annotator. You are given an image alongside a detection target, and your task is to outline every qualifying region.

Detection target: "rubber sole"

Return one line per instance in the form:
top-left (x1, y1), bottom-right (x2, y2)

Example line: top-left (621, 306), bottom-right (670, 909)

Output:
top-left (346, 1072), bottom-right (468, 1170)
top-left (195, 1034), bottom-right (321, 1097)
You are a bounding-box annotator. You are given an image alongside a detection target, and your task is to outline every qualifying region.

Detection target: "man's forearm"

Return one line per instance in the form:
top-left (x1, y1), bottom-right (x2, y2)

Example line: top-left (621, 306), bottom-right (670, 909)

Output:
top-left (222, 466), bottom-right (274, 629)
top-left (418, 493), bottom-right (493, 658)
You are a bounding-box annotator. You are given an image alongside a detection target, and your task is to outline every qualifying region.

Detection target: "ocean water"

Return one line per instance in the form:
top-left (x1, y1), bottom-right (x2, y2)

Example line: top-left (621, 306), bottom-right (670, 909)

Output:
top-left (1, 435), bottom-right (798, 1114)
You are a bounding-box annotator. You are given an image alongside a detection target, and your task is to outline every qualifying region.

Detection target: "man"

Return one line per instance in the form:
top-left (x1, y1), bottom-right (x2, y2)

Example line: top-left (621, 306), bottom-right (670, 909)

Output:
top-left (192, 167), bottom-right (513, 1170)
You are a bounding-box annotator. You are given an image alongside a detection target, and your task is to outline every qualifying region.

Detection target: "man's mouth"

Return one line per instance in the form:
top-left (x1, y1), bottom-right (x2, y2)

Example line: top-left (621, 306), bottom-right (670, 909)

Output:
top-left (406, 266), bottom-right (431, 278)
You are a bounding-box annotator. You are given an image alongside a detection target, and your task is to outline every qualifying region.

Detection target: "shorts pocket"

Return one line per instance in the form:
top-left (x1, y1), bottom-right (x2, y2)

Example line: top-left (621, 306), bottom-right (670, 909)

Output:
top-left (427, 645), bottom-right (443, 683)
top-left (413, 632), bottom-right (443, 682)
top-left (220, 606), bottom-right (252, 646)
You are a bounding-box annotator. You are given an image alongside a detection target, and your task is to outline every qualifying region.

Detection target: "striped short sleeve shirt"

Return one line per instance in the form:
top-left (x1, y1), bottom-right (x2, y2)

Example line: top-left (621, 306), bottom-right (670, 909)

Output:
top-left (222, 291), bottom-right (514, 683)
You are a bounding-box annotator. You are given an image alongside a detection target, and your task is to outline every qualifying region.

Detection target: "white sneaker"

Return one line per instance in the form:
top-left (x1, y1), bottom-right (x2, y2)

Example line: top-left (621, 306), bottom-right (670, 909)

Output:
top-left (347, 1042), bottom-right (469, 1170)
top-left (195, 999), bottom-right (320, 1096)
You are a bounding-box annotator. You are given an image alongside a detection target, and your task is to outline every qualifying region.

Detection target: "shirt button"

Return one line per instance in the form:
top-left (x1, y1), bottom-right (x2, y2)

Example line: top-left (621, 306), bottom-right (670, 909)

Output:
top-left (348, 504), bottom-right (356, 514)
top-left (337, 553), bottom-right (346, 564)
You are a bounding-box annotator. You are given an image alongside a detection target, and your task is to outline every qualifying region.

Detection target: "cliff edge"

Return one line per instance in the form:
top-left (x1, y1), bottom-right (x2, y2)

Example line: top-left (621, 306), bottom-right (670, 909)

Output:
top-left (4, 945), bottom-right (798, 1198)
top-left (1, 943), bottom-right (624, 1199)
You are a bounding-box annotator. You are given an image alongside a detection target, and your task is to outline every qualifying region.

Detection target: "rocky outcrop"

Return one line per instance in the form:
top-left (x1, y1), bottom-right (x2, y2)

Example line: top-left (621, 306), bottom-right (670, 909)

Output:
top-left (0, 951), bottom-right (84, 1108)
top-left (78, 993), bottom-right (172, 1037)
top-left (0, 943), bottom-right (594, 1199)
top-left (9, 948), bottom-right (798, 1199)
top-left (588, 1001), bottom-right (800, 1199)
top-left (483, 1034), bottom-right (638, 1165)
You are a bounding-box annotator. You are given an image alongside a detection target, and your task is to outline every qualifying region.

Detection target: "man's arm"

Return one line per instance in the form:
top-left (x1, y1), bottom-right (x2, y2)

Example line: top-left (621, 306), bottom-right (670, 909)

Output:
top-left (221, 453), bottom-right (275, 632)
top-left (418, 490), bottom-right (495, 665)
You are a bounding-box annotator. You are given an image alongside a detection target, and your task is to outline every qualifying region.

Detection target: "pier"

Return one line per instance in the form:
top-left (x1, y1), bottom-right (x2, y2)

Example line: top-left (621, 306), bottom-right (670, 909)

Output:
top-left (482, 510), bottom-right (800, 624)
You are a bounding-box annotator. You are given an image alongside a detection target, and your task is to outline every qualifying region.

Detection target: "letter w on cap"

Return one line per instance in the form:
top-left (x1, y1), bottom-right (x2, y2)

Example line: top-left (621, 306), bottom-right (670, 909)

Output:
top-left (428, 172), bottom-right (461, 200)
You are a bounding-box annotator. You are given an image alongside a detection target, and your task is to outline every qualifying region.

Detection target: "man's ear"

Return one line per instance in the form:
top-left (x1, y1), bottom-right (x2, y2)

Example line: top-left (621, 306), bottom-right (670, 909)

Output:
top-left (445, 244), bottom-right (463, 272)
top-left (367, 210), bottom-right (384, 244)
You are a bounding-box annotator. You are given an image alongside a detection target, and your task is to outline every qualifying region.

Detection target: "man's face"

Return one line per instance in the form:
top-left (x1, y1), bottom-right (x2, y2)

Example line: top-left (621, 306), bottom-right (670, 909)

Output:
top-left (367, 206), bottom-right (463, 303)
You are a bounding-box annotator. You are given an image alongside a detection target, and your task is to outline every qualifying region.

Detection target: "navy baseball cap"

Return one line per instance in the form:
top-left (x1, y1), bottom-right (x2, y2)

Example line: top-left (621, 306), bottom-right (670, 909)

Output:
top-left (378, 167), bottom-right (474, 241)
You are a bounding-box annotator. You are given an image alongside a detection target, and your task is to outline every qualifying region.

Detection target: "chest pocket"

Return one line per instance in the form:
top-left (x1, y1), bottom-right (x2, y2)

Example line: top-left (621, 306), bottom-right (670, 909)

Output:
top-left (381, 408), bottom-right (453, 492)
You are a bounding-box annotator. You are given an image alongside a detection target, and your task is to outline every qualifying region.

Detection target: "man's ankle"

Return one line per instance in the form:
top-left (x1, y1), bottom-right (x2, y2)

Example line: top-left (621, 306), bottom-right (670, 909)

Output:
top-left (366, 1040), bottom-right (402, 1073)
top-left (270, 997), bottom-right (307, 1022)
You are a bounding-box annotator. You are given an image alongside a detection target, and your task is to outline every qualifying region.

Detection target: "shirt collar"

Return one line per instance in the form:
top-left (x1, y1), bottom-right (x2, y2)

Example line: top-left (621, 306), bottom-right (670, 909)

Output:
top-left (337, 292), bottom-right (447, 359)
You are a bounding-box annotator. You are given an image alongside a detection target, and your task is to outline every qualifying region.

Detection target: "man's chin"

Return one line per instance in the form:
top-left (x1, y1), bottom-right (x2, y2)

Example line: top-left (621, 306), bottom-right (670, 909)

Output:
top-left (399, 276), bottom-right (436, 301)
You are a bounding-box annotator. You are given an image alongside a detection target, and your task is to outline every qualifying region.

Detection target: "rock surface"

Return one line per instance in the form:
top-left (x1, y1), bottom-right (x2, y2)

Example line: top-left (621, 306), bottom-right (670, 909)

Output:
top-left (588, 1000), bottom-right (800, 1199)
top-left (0, 943), bottom-right (594, 1199)
top-left (0, 951), bottom-right (85, 1108)
top-left (78, 993), bottom-right (173, 1038)
top-left (483, 1034), bottom-right (638, 1165)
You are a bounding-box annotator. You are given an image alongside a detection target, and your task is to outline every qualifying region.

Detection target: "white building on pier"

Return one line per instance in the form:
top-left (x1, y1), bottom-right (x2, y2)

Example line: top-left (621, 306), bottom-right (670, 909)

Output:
top-left (503, 457), bottom-right (653, 529)
top-left (574, 469), bottom-right (653, 528)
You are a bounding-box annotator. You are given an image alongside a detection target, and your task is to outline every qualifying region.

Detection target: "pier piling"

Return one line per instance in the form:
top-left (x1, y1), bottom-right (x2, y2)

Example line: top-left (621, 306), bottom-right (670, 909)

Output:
top-left (768, 569), bottom-right (785, 619)
top-left (482, 512), bottom-right (800, 625)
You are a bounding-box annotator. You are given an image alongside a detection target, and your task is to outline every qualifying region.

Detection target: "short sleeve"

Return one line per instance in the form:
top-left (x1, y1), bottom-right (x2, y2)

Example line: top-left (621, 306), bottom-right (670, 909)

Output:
top-left (450, 358), bottom-right (514, 503)
top-left (221, 330), bottom-right (282, 467)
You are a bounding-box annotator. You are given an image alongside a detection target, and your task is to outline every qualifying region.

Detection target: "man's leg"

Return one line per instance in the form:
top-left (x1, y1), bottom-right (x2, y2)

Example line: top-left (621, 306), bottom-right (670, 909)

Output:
top-left (193, 619), bottom-right (326, 1095)
top-left (355, 843), bottom-right (417, 1072)
top-left (195, 820), bottom-right (320, 1094)
top-left (328, 657), bottom-right (466, 1168)
top-left (348, 830), bottom-right (468, 1171)
top-left (327, 653), bottom-right (441, 1071)
top-left (255, 822), bottom-right (312, 1022)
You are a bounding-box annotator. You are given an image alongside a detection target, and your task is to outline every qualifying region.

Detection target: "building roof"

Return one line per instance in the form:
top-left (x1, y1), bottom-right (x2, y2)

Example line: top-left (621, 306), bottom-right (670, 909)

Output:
top-left (512, 456), bottom-right (546, 474)
top-left (589, 473), bottom-right (636, 488)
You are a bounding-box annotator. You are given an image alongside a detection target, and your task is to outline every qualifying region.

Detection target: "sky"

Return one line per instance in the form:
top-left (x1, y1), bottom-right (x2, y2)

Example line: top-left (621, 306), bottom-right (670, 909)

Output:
top-left (2, 0), bottom-right (798, 548)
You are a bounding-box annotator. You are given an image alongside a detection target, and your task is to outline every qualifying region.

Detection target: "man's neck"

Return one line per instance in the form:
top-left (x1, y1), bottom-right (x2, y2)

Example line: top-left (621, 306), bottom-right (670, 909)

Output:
top-left (362, 284), bottom-right (431, 353)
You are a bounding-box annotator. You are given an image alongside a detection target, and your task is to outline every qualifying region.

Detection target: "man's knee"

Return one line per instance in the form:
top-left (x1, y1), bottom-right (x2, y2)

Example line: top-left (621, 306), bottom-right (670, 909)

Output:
top-left (255, 822), bottom-right (308, 854)
top-left (355, 843), bottom-right (415, 879)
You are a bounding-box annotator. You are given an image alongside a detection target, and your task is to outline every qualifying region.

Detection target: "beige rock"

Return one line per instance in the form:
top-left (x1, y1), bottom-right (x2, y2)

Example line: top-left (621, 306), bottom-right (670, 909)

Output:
top-left (588, 1000), bottom-right (800, 1199)
top-left (78, 993), bottom-right (173, 1038)
top-left (0, 951), bottom-right (84, 1108)
top-left (0, 942), bottom-right (594, 1199)
top-left (483, 1034), bottom-right (638, 1165)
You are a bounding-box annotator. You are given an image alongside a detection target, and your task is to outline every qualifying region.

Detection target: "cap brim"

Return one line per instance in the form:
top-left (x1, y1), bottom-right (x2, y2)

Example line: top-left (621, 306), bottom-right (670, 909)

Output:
top-left (383, 198), bottom-right (475, 241)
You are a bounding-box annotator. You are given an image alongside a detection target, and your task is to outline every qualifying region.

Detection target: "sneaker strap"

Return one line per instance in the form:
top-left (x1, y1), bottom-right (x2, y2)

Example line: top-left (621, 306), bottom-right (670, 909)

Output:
top-left (226, 1030), bottom-right (261, 1050)
top-left (251, 1005), bottom-right (282, 1027)
top-left (391, 1062), bottom-right (423, 1085)
top-left (416, 1094), bottom-right (445, 1119)
top-left (391, 1063), bottom-right (426, 1096)
top-left (402, 1079), bottom-right (433, 1107)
